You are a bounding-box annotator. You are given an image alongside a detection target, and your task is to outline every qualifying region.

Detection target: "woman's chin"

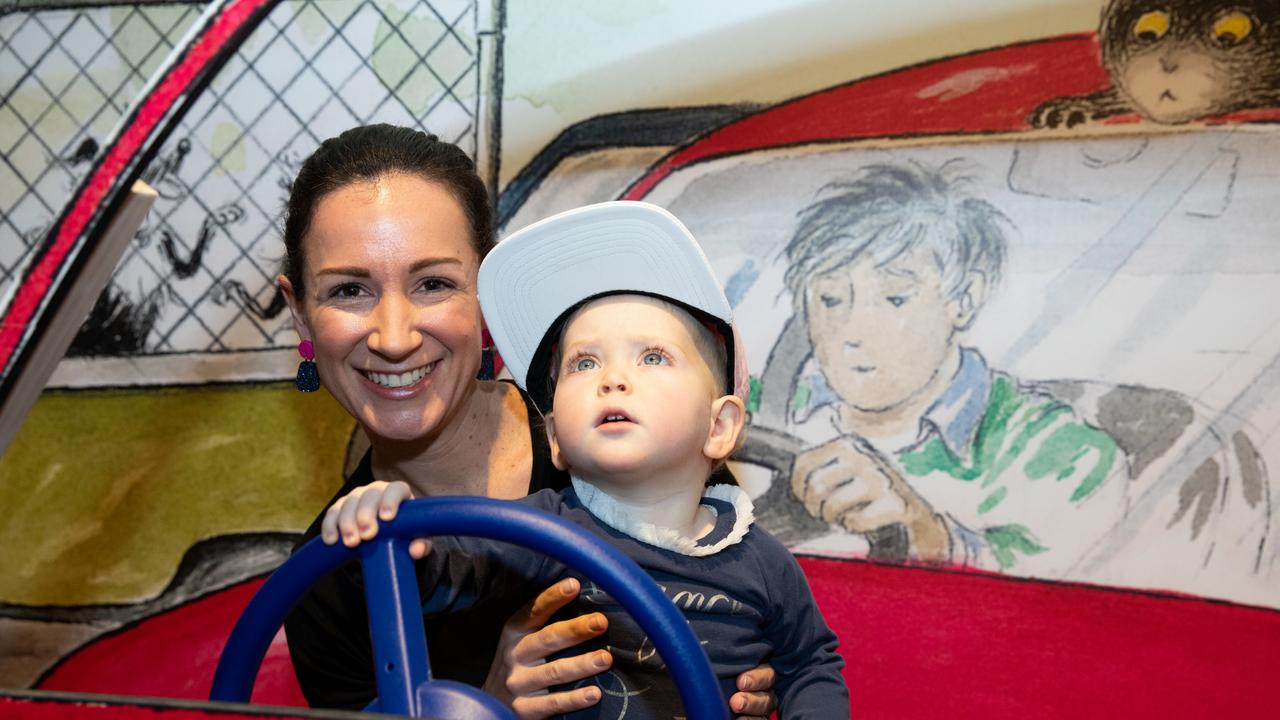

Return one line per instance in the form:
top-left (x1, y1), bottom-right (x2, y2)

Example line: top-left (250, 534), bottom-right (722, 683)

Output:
top-left (358, 410), bottom-right (441, 446)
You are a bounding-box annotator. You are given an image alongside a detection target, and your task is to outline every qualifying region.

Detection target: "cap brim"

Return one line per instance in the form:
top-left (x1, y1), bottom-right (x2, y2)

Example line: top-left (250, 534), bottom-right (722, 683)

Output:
top-left (479, 201), bottom-right (743, 410)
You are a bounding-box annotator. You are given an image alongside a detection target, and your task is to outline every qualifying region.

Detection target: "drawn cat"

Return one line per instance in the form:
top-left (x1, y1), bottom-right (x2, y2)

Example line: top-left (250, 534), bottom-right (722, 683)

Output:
top-left (1032, 0), bottom-right (1280, 127)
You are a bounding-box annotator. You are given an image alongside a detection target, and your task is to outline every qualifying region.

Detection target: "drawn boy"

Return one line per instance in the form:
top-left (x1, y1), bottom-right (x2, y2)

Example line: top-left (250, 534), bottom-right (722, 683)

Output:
top-left (781, 161), bottom-right (1125, 573)
top-left (329, 202), bottom-right (849, 718)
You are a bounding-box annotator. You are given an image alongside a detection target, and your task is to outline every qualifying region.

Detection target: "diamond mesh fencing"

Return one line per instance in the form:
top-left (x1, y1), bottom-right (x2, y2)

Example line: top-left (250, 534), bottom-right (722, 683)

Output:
top-left (1, 0), bottom-right (489, 361)
top-left (1, 3), bottom-right (203, 308)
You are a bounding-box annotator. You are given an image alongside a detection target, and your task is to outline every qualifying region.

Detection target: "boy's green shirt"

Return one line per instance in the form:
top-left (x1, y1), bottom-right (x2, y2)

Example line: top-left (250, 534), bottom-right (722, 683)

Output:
top-left (897, 372), bottom-right (1118, 568)
top-left (780, 348), bottom-right (1122, 572)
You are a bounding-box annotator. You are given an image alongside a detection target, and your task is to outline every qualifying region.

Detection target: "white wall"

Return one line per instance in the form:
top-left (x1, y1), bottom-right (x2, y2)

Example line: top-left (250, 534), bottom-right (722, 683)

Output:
top-left (500, 0), bottom-right (1103, 186)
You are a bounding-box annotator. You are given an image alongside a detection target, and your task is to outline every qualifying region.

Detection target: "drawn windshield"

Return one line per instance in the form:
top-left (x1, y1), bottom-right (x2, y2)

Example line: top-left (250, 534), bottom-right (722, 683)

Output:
top-left (638, 130), bottom-right (1279, 608)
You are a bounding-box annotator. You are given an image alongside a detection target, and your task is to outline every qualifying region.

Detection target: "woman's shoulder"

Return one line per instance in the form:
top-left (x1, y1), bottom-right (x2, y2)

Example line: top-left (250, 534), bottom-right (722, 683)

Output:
top-left (488, 379), bottom-right (570, 493)
top-left (297, 448), bottom-right (373, 544)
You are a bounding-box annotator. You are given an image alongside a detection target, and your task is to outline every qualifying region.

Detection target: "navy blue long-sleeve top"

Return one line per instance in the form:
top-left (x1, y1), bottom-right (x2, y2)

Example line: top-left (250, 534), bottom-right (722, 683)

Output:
top-left (421, 484), bottom-right (849, 719)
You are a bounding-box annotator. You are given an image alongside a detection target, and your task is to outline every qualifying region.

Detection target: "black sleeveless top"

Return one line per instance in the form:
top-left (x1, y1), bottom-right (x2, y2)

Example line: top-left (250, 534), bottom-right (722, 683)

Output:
top-left (284, 384), bottom-right (570, 710)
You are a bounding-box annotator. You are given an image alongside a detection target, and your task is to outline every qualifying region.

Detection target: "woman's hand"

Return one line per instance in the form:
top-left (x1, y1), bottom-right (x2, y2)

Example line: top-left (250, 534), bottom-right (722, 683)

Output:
top-left (320, 480), bottom-right (431, 558)
top-left (483, 578), bottom-right (612, 719)
top-left (730, 664), bottom-right (778, 719)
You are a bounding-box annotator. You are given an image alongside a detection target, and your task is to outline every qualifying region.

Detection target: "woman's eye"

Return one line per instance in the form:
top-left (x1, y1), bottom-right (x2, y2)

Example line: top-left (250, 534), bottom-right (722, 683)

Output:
top-left (418, 278), bottom-right (453, 293)
top-left (820, 293), bottom-right (843, 308)
top-left (572, 357), bottom-right (598, 372)
top-left (887, 295), bottom-right (908, 308)
top-left (641, 351), bottom-right (668, 366)
top-left (331, 283), bottom-right (365, 299)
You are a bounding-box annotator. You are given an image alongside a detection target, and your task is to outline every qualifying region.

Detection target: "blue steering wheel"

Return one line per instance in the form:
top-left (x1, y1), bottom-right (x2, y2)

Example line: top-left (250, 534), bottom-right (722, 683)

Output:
top-left (210, 496), bottom-right (729, 719)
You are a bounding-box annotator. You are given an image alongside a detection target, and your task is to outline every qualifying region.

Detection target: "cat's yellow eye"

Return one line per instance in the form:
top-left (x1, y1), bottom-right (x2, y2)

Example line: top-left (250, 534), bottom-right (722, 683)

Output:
top-left (1213, 12), bottom-right (1253, 45)
top-left (1133, 10), bottom-right (1171, 42)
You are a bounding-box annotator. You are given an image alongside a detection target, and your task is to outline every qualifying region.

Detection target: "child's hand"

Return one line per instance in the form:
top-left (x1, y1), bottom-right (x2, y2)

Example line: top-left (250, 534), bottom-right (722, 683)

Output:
top-left (791, 438), bottom-right (950, 562)
top-left (320, 480), bottom-right (430, 558)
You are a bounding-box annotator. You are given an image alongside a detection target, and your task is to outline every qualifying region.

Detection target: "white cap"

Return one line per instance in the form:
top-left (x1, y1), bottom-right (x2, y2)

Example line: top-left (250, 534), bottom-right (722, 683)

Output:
top-left (478, 201), bottom-right (747, 413)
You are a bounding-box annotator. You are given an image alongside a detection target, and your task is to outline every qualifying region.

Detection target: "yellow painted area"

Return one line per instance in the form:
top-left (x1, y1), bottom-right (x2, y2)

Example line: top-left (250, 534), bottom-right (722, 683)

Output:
top-left (371, 5), bottom-right (477, 115)
top-left (0, 383), bottom-right (355, 606)
top-left (293, 1), bottom-right (331, 46)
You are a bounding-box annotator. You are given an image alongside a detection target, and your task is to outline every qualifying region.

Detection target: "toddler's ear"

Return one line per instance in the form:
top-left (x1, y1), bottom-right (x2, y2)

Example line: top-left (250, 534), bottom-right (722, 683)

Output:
top-left (544, 413), bottom-right (569, 471)
top-left (704, 395), bottom-right (746, 462)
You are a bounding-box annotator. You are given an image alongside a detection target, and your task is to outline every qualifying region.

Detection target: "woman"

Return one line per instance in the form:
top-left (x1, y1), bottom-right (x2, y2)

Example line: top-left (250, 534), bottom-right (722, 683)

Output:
top-left (278, 124), bottom-right (776, 719)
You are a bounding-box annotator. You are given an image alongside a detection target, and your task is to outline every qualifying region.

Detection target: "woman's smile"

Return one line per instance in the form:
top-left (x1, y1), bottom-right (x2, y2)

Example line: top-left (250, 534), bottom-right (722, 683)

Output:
top-left (360, 362), bottom-right (437, 390)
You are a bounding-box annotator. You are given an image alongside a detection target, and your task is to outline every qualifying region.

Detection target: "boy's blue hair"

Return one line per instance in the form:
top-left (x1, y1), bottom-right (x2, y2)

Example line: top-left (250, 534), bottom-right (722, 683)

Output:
top-left (783, 160), bottom-right (1010, 307)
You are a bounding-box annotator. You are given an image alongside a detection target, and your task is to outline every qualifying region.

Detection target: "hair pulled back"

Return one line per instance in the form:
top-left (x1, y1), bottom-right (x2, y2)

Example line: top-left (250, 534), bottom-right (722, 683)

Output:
top-left (282, 124), bottom-right (494, 296)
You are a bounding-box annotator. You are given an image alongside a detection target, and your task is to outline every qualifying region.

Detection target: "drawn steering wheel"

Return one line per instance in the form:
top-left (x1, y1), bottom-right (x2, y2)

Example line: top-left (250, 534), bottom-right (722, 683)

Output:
top-left (209, 497), bottom-right (728, 719)
top-left (738, 424), bottom-right (910, 557)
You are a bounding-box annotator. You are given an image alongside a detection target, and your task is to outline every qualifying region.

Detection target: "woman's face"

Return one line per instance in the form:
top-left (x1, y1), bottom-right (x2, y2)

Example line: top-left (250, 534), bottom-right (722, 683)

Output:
top-left (280, 173), bottom-right (483, 445)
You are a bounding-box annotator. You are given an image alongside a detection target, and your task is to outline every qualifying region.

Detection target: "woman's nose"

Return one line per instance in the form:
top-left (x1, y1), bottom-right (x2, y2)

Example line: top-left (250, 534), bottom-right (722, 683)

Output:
top-left (367, 295), bottom-right (422, 358)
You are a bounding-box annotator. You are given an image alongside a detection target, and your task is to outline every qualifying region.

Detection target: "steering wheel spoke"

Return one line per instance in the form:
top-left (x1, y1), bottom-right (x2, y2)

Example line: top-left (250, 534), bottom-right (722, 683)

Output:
top-left (361, 536), bottom-right (431, 716)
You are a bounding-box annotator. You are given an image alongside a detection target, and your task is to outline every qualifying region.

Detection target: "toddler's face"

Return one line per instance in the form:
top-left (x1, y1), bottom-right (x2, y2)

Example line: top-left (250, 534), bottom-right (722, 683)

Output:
top-left (547, 295), bottom-right (723, 482)
top-left (804, 245), bottom-right (966, 413)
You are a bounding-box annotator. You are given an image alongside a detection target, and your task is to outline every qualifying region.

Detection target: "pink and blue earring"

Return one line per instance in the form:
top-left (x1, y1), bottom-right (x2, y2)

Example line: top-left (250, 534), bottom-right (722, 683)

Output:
top-left (478, 329), bottom-right (497, 380)
top-left (295, 340), bottom-right (320, 392)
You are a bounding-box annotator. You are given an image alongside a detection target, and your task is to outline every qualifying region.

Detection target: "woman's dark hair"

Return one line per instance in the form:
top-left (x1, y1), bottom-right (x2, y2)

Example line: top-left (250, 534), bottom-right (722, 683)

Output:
top-left (282, 124), bottom-right (495, 296)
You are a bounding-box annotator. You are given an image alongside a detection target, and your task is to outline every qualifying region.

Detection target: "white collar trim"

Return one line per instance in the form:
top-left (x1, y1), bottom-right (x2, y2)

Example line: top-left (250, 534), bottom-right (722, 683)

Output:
top-left (569, 476), bottom-right (755, 557)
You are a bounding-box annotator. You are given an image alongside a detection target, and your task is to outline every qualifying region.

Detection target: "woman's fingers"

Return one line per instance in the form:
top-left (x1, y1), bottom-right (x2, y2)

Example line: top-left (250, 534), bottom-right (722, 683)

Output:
top-left (730, 692), bottom-right (777, 719)
top-left (730, 688), bottom-right (779, 719)
top-left (730, 663), bottom-right (778, 719)
top-left (507, 647), bottom-right (610, 697)
top-left (510, 685), bottom-right (603, 720)
top-left (508, 578), bottom-right (581, 634)
top-left (483, 580), bottom-right (610, 719)
top-left (735, 663), bottom-right (775, 692)
top-left (510, 613), bottom-right (608, 669)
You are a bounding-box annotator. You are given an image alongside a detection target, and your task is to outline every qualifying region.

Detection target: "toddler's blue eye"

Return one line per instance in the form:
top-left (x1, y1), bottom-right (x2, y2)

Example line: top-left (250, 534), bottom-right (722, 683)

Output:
top-left (642, 352), bottom-right (667, 366)
top-left (573, 357), bottom-right (598, 372)
top-left (887, 295), bottom-right (908, 307)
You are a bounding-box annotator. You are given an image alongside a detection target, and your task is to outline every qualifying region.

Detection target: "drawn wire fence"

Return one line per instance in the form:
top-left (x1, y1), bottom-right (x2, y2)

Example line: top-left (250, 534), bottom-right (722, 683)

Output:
top-left (1, 0), bottom-right (487, 357)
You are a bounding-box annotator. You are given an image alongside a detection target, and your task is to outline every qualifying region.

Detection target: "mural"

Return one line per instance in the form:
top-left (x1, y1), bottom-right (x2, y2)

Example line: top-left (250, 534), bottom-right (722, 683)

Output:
top-left (0, 0), bottom-right (494, 694)
top-left (647, 138), bottom-right (1278, 607)
top-left (1033, 0), bottom-right (1280, 127)
top-left (1, 0), bottom-right (492, 370)
top-left (2, 0), bottom-right (1279, 716)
